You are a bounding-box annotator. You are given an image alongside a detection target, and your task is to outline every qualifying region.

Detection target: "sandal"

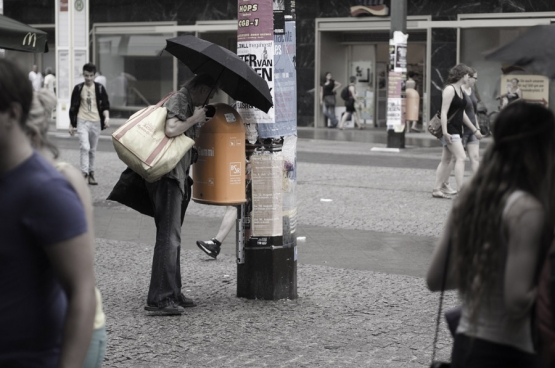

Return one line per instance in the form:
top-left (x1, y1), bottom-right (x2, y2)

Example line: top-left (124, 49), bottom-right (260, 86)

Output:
top-left (432, 189), bottom-right (452, 199)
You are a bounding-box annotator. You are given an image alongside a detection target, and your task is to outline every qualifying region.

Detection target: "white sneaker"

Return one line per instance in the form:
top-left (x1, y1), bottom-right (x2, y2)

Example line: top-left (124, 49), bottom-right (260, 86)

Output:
top-left (441, 182), bottom-right (457, 195)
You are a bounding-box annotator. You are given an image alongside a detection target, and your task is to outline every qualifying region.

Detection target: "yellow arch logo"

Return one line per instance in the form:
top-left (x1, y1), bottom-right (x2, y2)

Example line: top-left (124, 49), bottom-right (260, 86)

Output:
top-left (23, 33), bottom-right (37, 47)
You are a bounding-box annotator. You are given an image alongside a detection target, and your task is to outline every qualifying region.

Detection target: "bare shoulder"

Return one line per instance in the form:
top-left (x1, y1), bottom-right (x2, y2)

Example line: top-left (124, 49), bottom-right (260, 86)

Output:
top-left (442, 85), bottom-right (455, 98)
top-left (505, 192), bottom-right (545, 230)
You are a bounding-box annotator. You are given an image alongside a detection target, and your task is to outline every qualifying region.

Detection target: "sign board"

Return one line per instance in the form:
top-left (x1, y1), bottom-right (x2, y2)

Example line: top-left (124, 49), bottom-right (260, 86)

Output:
top-left (500, 74), bottom-right (549, 107)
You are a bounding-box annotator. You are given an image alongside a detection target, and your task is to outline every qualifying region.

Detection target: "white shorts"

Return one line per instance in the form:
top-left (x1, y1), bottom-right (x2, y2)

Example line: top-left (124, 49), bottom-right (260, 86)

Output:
top-left (440, 134), bottom-right (461, 147)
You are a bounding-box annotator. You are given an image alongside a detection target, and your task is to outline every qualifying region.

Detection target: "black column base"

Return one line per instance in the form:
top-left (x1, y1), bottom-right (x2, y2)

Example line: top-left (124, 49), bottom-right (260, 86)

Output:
top-left (237, 246), bottom-right (297, 300)
top-left (387, 127), bottom-right (406, 148)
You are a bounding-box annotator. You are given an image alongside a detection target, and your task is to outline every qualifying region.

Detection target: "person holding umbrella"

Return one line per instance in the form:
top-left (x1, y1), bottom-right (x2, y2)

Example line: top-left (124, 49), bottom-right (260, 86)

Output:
top-left (144, 73), bottom-right (218, 315)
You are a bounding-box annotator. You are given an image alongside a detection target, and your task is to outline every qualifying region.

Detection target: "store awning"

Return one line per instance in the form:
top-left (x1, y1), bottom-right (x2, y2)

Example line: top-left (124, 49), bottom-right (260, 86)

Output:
top-left (0, 14), bottom-right (48, 53)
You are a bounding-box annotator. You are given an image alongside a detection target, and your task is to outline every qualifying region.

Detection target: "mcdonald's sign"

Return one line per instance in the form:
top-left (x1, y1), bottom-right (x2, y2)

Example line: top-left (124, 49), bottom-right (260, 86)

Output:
top-left (23, 33), bottom-right (37, 48)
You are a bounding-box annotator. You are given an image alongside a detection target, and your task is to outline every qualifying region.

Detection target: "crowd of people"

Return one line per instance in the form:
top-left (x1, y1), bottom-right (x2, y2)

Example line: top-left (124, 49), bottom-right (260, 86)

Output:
top-left (4, 55), bottom-right (555, 367)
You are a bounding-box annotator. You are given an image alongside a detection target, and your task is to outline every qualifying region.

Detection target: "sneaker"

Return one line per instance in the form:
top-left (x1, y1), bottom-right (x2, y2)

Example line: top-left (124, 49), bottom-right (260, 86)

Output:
top-left (144, 300), bottom-right (185, 315)
top-left (83, 172), bottom-right (88, 180)
top-left (441, 182), bottom-right (457, 195)
top-left (432, 189), bottom-right (452, 199)
top-left (88, 171), bottom-right (98, 185)
top-left (178, 293), bottom-right (197, 308)
top-left (196, 238), bottom-right (221, 259)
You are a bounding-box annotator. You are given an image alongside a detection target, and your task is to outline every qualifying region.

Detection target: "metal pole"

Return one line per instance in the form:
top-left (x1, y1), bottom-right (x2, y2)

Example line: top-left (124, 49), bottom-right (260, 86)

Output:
top-left (386, 0), bottom-right (407, 149)
top-left (236, 204), bottom-right (245, 264)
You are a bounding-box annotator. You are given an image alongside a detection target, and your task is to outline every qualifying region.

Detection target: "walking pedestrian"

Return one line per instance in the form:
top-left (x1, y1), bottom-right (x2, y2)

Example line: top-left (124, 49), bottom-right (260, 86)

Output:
top-left (197, 205), bottom-right (236, 258)
top-left (0, 58), bottom-right (96, 368)
top-left (144, 74), bottom-right (218, 315)
top-left (432, 64), bottom-right (482, 199)
top-left (69, 63), bottom-right (111, 185)
top-left (443, 67), bottom-right (482, 193)
top-left (69, 63), bottom-right (110, 185)
top-left (338, 76), bottom-right (363, 130)
top-left (26, 89), bottom-right (107, 368)
top-left (427, 101), bottom-right (555, 367)
top-left (44, 67), bottom-right (56, 94)
top-left (320, 72), bottom-right (340, 128)
top-left (28, 64), bottom-right (43, 91)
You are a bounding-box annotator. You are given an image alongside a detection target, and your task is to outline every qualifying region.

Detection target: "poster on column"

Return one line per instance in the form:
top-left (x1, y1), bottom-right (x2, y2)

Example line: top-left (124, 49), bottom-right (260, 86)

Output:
top-left (258, 21), bottom-right (296, 138)
top-left (281, 135), bottom-right (297, 246)
top-left (251, 152), bottom-right (283, 237)
top-left (237, 0), bottom-right (274, 142)
top-left (387, 71), bottom-right (403, 127)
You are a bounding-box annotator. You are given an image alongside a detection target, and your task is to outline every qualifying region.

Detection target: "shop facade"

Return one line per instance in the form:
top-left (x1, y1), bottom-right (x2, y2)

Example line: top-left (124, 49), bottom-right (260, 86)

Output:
top-left (4, 0), bottom-right (555, 127)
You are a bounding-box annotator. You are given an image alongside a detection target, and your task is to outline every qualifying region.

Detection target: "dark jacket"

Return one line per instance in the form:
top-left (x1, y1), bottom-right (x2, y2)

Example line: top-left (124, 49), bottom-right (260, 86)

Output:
top-left (69, 82), bottom-right (110, 129)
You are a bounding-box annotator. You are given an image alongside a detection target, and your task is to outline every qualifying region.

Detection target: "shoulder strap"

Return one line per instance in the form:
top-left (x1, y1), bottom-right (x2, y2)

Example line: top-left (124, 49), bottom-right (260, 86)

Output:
top-left (431, 241), bottom-right (452, 364)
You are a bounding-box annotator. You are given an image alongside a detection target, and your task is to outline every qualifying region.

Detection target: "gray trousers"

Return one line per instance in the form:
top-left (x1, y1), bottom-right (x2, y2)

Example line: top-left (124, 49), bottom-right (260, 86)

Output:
top-left (77, 118), bottom-right (101, 174)
top-left (145, 176), bottom-right (192, 306)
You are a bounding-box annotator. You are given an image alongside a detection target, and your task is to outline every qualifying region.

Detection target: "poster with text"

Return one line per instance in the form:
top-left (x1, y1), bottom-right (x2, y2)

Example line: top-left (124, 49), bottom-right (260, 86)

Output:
top-left (236, 39), bottom-right (276, 142)
top-left (251, 152), bottom-right (283, 237)
top-left (387, 71), bottom-right (403, 127)
top-left (258, 21), bottom-right (296, 138)
top-left (500, 74), bottom-right (549, 107)
top-left (238, 0), bottom-right (273, 42)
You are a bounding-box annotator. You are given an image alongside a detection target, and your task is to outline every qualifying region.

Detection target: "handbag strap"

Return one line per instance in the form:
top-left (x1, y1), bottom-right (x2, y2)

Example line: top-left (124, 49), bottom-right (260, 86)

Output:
top-left (114, 91), bottom-right (177, 140)
top-left (431, 241), bottom-right (452, 363)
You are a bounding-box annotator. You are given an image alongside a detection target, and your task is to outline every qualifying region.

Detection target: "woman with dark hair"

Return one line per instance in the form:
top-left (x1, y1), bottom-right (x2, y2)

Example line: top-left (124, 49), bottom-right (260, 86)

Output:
top-left (26, 89), bottom-right (107, 368)
top-left (320, 72), bottom-right (341, 127)
top-left (427, 101), bottom-right (555, 367)
top-left (0, 59), bottom-right (96, 367)
top-left (432, 63), bottom-right (483, 199)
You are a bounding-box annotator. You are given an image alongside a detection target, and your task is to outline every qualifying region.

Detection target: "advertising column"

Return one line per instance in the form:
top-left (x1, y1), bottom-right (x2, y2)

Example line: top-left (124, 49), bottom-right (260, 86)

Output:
top-left (55, 0), bottom-right (88, 129)
top-left (386, 30), bottom-right (408, 148)
top-left (236, 0), bottom-right (297, 300)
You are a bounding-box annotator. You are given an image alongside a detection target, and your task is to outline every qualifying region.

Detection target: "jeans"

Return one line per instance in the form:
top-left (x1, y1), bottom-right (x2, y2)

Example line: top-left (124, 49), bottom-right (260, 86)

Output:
top-left (323, 99), bottom-right (338, 127)
top-left (82, 325), bottom-right (106, 368)
top-left (77, 118), bottom-right (101, 174)
top-left (145, 176), bottom-right (192, 306)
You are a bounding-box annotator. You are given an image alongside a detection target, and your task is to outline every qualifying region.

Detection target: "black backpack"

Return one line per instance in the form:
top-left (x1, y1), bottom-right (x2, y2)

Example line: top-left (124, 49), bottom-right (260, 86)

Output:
top-left (340, 86), bottom-right (350, 101)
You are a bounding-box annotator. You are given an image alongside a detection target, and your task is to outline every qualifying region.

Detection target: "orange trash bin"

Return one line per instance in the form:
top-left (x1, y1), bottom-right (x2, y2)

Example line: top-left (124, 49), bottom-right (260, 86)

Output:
top-left (192, 103), bottom-right (246, 205)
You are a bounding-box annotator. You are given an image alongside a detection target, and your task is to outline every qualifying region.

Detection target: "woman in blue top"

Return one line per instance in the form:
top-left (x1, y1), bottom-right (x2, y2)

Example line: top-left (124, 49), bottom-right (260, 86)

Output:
top-left (432, 64), bottom-right (483, 199)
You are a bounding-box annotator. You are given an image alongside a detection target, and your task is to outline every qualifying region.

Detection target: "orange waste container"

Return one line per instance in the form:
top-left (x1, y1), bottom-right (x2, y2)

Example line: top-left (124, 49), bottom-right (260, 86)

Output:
top-left (192, 103), bottom-right (246, 205)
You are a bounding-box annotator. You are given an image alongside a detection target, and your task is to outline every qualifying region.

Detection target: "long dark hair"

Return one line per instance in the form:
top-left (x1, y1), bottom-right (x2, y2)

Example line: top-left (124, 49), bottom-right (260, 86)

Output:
top-left (445, 63), bottom-right (470, 86)
top-left (452, 101), bottom-right (555, 323)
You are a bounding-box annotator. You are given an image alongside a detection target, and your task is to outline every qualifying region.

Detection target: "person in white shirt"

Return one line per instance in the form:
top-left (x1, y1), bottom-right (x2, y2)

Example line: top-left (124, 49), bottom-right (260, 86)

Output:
top-left (44, 68), bottom-right (56, 94)
top-left (94, 71), bottom-right (107, 89)
top-left (28, 65), bottom-right (43, 92)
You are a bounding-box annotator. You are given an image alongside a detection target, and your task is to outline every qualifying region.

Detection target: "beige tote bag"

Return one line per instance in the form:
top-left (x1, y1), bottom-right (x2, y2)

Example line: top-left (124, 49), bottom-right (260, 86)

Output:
top-left (112, 92), bottom-right (195, 182)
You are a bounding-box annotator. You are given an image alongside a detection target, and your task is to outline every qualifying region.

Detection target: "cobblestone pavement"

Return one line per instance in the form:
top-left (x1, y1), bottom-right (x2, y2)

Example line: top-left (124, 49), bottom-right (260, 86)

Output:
top-left (53, 139), bottom-right (463, 367)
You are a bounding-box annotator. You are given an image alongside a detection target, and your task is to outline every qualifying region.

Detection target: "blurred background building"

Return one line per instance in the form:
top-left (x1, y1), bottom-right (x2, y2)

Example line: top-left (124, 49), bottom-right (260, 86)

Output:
top-left (5, 0), bottom-right (555, 128)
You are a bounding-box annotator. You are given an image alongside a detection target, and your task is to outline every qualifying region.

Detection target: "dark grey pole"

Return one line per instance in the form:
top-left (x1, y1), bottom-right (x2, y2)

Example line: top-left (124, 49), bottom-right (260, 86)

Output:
top-left (387, 0), bottom-right (407, 148)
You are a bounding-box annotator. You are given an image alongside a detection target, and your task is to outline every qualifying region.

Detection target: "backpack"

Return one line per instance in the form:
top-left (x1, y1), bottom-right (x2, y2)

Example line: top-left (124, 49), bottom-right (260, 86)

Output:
top-left (340, 86), bottom-right (350, 101)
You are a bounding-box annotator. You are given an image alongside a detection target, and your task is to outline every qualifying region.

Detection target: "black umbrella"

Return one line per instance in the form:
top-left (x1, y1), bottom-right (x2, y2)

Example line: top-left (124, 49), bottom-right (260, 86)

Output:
top-left (484, 25), bottom-right (555, 78)
top-left (163, 35), bottom-right (272, 113)
top-left (0, 14), bottom-right (48, 53)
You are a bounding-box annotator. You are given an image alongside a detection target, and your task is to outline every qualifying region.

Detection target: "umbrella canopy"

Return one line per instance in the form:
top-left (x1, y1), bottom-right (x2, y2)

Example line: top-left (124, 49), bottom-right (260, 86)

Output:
top-left (484, 25), bottom-right (555, 79)
top-left (164, 35), bottom-right (272, 113)
top-left (0, 14), bottom-right (48, 53)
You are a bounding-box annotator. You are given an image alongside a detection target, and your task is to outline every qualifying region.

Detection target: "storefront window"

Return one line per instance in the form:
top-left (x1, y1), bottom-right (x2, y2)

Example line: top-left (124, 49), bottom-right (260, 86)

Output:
top-left (460, 27), bottom-right (551, 116)
top-left (95, 33), bottom-right (174, 115)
